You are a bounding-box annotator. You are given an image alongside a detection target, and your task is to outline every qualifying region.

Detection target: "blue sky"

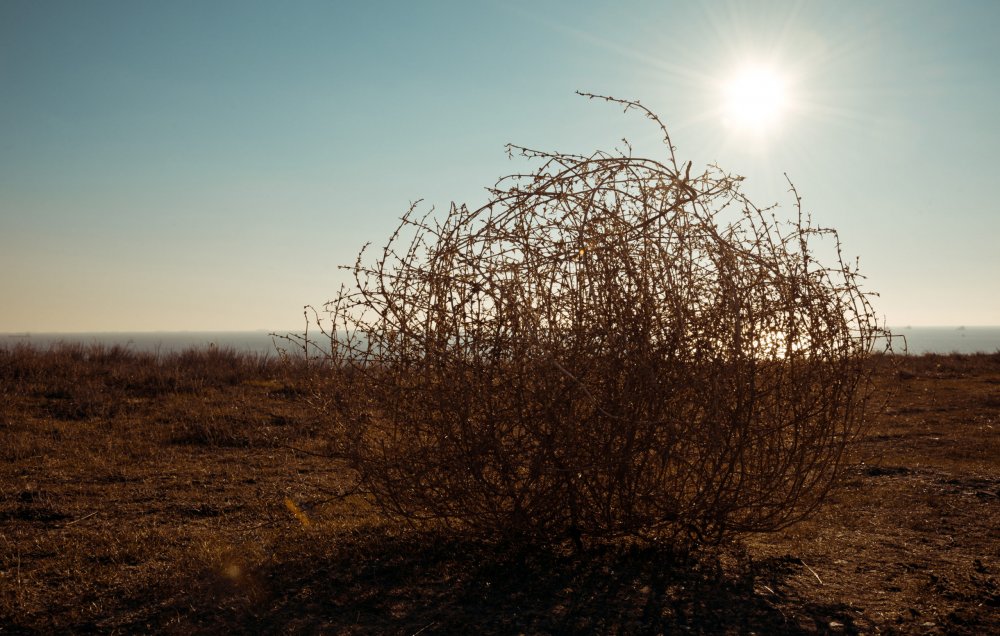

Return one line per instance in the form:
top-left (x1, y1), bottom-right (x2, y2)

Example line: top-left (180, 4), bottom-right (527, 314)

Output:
top-left (2, 0), bottom-right (998, 331)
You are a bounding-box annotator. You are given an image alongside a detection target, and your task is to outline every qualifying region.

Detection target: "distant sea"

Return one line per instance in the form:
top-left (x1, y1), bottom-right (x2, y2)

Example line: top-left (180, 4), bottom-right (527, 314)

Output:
top-left (0, 331), bottom-right (289, 355)
top-left (1, 327), bottom-right (999, 356)
top-left (887, 326), bottom-right (1000, 355)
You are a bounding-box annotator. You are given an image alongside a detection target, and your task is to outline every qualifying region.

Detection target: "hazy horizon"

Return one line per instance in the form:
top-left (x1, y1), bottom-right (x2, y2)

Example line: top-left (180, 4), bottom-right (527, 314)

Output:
top-left (5, 326), bottom-right (1000, 357)
top-left (4, 324), bottom-right (1000, 336)
top-left (3, 1), bottom-right (999, 332)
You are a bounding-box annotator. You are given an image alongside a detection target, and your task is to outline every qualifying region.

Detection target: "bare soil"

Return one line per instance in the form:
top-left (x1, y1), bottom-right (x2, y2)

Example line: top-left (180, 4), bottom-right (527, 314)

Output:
top-left (1, 346), bottom-right (997, 634)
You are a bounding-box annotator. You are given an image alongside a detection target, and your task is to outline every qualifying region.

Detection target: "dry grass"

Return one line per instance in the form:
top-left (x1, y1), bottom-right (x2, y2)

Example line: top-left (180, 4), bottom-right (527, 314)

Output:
top-left (0, 345), bottom-right (997, 633)
top-left (0, 343), bottom-right (369, 632)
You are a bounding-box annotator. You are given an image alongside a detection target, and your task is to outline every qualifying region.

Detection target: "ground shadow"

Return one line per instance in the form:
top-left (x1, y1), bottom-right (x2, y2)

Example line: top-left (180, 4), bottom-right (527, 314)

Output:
top-left (120, 528), bottom-right (867, 634)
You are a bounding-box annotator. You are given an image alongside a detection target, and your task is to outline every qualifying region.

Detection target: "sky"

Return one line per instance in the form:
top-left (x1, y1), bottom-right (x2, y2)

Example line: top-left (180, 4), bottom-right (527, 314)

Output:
top-left (2, 0), bottom-right (998, 332)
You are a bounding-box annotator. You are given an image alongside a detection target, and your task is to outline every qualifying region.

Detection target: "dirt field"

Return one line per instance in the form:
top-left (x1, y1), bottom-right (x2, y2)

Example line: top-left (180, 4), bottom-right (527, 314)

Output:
top-left (1, 345), bottom-right (997, 634)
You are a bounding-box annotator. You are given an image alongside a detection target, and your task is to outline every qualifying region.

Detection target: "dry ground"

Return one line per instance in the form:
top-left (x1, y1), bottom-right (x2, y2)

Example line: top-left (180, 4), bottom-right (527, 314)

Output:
top-left (0, 344), bottom-right (997, 634)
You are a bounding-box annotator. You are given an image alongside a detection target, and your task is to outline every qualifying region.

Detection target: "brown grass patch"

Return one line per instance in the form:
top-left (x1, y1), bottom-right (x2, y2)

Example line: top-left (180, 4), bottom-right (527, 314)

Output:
top-left (1, 346), bottom-right (997, 633)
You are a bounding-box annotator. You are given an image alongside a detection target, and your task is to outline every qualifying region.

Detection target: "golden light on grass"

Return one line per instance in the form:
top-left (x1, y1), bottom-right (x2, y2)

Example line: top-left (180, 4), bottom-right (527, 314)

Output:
top-left (722, 64), bottom-right (788, 133)
top-left (3, 340), bottom-right (998, 631)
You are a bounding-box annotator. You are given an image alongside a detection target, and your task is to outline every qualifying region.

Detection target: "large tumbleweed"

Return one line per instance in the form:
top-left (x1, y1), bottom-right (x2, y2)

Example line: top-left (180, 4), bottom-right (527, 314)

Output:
top-left (300, 93), bottom-right (891, 548)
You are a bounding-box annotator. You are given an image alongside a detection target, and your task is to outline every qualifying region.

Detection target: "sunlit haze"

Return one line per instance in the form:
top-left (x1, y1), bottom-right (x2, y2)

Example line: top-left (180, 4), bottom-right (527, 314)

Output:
top-left (2, 1), bottom-right (999, 332)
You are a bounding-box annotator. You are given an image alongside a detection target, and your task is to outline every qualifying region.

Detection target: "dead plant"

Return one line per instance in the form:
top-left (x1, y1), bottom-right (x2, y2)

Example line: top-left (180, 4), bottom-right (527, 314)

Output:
top-left (301, 93), bottom-right (893, 548)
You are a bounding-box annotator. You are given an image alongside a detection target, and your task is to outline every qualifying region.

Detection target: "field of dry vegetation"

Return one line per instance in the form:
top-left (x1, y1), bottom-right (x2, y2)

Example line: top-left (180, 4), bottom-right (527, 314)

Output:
top-left (1, 343), bottom-right (997, 634)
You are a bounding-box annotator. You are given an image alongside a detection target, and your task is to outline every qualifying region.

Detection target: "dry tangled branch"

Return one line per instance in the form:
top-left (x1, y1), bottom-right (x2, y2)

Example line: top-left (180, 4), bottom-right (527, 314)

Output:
top-left (302, 93), bottom-right (892, 548)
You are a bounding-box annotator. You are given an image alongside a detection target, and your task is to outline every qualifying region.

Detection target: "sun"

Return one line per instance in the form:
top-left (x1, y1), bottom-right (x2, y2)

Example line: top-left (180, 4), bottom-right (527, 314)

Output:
top-left (722, 65), bottom-right (788, 133)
